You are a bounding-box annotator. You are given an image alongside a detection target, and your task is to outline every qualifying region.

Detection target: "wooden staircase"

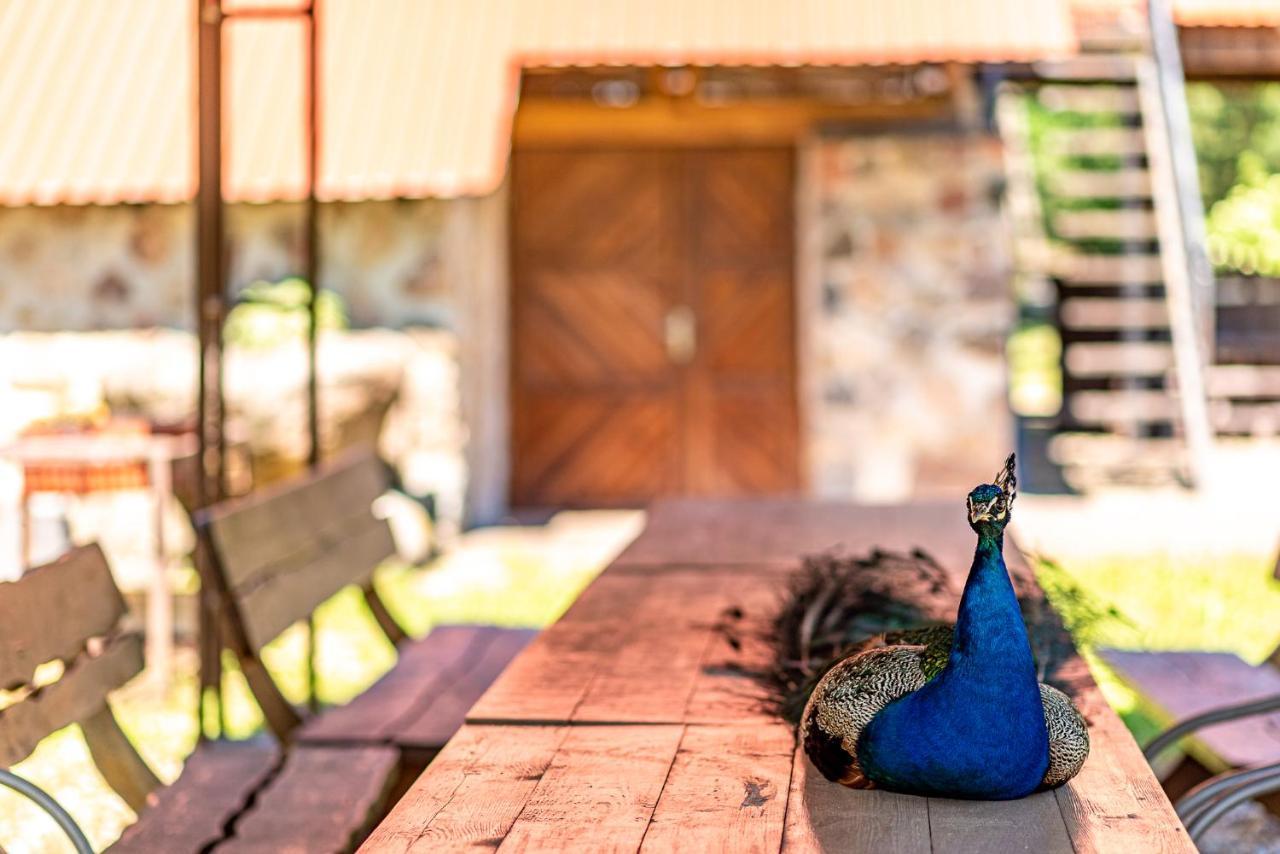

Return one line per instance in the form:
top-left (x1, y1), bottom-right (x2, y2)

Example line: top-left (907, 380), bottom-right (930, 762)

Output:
top-left (1002, 24), bottom-right (1280, 491)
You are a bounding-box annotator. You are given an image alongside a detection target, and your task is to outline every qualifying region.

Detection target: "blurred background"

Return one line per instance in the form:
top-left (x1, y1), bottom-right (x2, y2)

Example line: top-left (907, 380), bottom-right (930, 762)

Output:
top-left (0, 0), bottom-right (1279, 850)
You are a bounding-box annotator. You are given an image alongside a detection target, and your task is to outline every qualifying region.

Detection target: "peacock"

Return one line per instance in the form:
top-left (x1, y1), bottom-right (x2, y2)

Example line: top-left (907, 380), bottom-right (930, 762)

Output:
top-left (775, 454), bottom-right (1089, 800)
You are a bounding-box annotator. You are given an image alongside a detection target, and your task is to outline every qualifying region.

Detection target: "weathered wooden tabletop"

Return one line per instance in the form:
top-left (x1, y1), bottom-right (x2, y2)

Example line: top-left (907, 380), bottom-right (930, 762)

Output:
top-left (361, 499), bottom-right (1194, 853)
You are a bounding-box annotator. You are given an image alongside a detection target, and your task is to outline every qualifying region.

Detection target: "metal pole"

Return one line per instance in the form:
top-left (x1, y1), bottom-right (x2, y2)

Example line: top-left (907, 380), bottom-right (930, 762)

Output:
top-left (195, 0), bottom-right (227, 740)
top-left (304, 0), bottom-right (322, 712)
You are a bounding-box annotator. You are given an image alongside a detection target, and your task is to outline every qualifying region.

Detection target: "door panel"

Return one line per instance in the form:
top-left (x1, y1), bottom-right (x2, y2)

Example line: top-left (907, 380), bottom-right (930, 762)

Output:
top-left (511, 147), bottom-right (799, 506)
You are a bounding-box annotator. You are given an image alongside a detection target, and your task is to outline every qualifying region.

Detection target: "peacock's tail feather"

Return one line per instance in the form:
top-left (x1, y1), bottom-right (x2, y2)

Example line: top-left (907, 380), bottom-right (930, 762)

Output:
top-left (766, 549), bottom-right (1081, 724)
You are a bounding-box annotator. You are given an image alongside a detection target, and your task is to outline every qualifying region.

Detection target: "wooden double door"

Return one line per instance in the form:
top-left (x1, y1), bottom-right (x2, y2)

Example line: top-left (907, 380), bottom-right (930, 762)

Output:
top-left (511, 147), bottom-right (800, 507)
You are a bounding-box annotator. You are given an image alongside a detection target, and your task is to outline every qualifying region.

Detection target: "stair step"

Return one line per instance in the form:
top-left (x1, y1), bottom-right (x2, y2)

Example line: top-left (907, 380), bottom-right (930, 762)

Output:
top-left (1045, 168), bottom-right (1152, 199)
top-left (1060, 297), bottom-right (1169, 330)
top-left (1054, 209), bottom-right (1158, 241)
top-left (1050, 252), bottom-right (1164, 285)
top-left (1068, 389), bottom-right (1181, 424)
top-left (1065, 342), bottom-right (1174, 377)
top-left (1207, 365), bottom-right (1280, 398)
top-left (1048, 433), bottom-right (1185, 468)
top-left (1043, 128), bottom-right (1147, 157)
top-left (1038, 85), bottom-right (1141, 114)
top-left (1210, 400), bottom-right (1280, 436)
top-left (1032, 56), bottom-right (1137, 82)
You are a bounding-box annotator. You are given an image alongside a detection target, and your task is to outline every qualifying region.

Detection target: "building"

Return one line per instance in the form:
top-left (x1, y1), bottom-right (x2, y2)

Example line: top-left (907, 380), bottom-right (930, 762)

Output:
top-left (0, 0), bottom-right (1267, 520)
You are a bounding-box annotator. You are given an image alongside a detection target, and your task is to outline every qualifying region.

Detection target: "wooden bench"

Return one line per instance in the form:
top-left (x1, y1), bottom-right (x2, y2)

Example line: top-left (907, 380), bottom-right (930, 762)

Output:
top-left (195, 448), bottom-right (535, 766)
top-left (0, 545), bottom-right (397, 852)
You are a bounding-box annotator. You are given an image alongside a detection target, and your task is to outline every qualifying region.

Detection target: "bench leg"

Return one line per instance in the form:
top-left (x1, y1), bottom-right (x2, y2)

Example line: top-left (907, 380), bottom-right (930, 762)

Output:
top-left (80, 705), bottom-right (162, 814)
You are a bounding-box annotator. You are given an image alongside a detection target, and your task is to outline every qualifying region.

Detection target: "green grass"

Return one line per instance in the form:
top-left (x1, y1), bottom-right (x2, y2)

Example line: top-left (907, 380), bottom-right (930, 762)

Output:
top-left (1035, 550), bottom-right (1280, 761)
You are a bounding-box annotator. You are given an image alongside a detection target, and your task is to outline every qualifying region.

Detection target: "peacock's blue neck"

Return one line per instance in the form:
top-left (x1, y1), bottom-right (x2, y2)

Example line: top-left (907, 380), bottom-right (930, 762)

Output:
top-left (945, 531), bottom-right (1033, 677)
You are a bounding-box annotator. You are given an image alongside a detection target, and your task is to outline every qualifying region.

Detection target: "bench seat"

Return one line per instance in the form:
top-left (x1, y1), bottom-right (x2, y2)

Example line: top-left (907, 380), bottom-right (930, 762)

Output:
top-left (112, 742), bottom-right (397, 853)
top-left (298, 625), bottom-right (537, 752)
top-left (1100, 648), bottom-right (1280, 771)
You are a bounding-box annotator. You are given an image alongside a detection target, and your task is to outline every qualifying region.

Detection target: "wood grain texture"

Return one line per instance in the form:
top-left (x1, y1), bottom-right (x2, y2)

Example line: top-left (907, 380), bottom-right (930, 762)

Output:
top-left (783, 749), bottom-right (931, 854)
top-left (613, 500), bottom-right (985, 573)
top-left (499, 725), bottom-right (683, 853)
top-left (111, 740), bottom-right (279, 853)
top-left (639, 723), bottom-right (793, 853)
top-left (0, 632), bottom-right (143, 767)
top-left (0, 544), bottom-right (126, 689)
top-left (201, 449), bottom-right (389, 588)
top-left (300, 626), bottom-right (536, 748)
top-left (214, 745), bottom-right (398, 854)
top-left (1099, 648), bottom-right (1280, 768)
top-left (80, 704), bottom-right (162, 813)
top-left (510, 147), bottom-right (798, 507)
top-left (1052, 658), bottom-right (1196, 853)
top-left (359, 725), bottom-right (567, 853)
top-left (234, 519), bottom-right (396, 651)
top-left (927, 793), bottom-right (1073, 854)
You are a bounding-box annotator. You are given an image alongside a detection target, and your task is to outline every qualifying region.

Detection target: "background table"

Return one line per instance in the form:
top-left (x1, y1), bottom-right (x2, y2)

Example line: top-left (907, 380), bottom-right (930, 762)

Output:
top-left (362, 500), bottom-right (1194, 853)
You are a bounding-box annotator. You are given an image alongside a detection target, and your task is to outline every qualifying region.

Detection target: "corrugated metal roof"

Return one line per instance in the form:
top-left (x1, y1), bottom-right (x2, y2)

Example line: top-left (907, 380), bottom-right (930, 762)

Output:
top-left (1174, 0), bottom-right (1280, 27)
top-left (0, 0), bottom-right (1078, 204)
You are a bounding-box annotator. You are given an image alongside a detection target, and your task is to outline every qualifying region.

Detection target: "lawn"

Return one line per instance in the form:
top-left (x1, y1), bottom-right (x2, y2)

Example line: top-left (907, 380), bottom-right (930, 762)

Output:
top-left (0, 520), bottom-right (1276, 852)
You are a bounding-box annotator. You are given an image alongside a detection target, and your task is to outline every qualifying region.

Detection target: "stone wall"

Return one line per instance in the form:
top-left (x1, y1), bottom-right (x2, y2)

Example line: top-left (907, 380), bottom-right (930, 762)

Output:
top-left (807, 133), bottom-right (1013, 501)
top-left (0, 199), bottom-right (451, 332)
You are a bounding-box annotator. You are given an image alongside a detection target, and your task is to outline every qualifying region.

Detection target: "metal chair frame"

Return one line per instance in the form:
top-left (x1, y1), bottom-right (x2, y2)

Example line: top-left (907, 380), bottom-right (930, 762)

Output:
top-left (1143, 691), bottom-right (1280, 841)
top-left (0, 768), bottom-right (93, 854)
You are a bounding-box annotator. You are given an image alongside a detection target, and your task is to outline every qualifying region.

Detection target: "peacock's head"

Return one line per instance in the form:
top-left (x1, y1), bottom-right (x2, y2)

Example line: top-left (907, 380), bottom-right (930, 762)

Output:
top-left (966, 453), bottom-right (1017, 536)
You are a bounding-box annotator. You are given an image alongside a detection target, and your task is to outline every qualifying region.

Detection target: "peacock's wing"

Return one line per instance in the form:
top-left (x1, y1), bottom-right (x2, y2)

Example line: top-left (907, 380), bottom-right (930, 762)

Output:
top-left (801, 646), bottom-right (928, 788)
top-left (1039, 683), bottom-right (1090, 788)
top-left (882, 623), bottom-right (954, 680)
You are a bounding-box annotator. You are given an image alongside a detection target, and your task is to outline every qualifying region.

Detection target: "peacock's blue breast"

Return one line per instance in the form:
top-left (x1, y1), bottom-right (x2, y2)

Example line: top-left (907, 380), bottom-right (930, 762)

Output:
top-left (856, 659), bottom-right (1050, 800)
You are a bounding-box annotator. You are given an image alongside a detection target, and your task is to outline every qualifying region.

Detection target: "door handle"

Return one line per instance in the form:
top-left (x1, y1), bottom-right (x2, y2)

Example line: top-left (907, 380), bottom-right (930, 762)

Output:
top-left (664, 305), bottom-right (697, 365)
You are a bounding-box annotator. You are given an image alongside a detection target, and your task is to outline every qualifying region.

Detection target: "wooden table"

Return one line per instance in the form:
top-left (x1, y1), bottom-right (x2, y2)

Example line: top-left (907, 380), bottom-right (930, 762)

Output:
top-left (362, 499), bottom-right (1194, 853)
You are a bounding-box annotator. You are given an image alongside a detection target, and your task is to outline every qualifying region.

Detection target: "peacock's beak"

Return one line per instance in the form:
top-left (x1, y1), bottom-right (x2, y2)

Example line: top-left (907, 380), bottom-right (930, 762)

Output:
top-left (968, 497), bottom-right (1001, 522)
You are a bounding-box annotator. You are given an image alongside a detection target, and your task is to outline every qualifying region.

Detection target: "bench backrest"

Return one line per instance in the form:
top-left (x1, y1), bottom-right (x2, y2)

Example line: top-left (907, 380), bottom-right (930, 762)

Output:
top-left (0, 545), bottom-right (138, 766)
top-left (0, 545), bottom-right (160, 810)
top-left (198, 449), bottom-right (396, 652)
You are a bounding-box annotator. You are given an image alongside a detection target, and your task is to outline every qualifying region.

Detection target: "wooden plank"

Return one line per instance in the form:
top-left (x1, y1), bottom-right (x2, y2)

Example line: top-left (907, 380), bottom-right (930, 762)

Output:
top-left (202, 449), bottom-right (389, 589)
top-left (1207, 365), bottom-right (1280, 398)
top-left (927, 793), bottom-right (1073, 853)
top-left (468, 575), bottom-right (664, 723)
top-left (359, 725), bottom-right (567, 853)
top-left (1053, 659), bottom-right (1196, 853)
top-left (298, 625), bottom-right (492, 744)
top-left (0, 633), bottom-right (143, 767)
top-left (112, 741), bottom-right (279, 853)
top-left (1060, 298), bottom-right (1169, 330)
top-left (1039, 85), bottom-right (1140, 114)
top-left (1069, 390), bottom-right (1180, 424)
top-left (614, 501), bottom-right (978, 574)
top-left (393, 628), bottom-right (537, 749)
top-left (684, 574), bottom-right (781, 725)
top-left (639, 723), bottom-right (793, 853)
top-left (783, 748), bottom-right (930, 853)
top-left (1049, 252), bottom-right (1164, 285)
top-left (215, 745), bottom-right (398, 854)
top-left (1042, 128), bottom-right (1146, 157)
top-left (571, 574), bottom-right (727, 723)
top-left (0, 544), bottom-right (126, 689)
top-left (1046, 168), bottom-right (1151, 199)
top-left (1099, 649), bottom-right (1280, 769)
top-left (235, 518), bottom-right (396, 650)
top-left (499, 725), bottom-right (683, 852)
top-left (80, 705), bottom-right (162, 813)
top-left (1054, 209), bottom-right (1158, 242)
top-left (1064, 342), bottom-right (1173, 377)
